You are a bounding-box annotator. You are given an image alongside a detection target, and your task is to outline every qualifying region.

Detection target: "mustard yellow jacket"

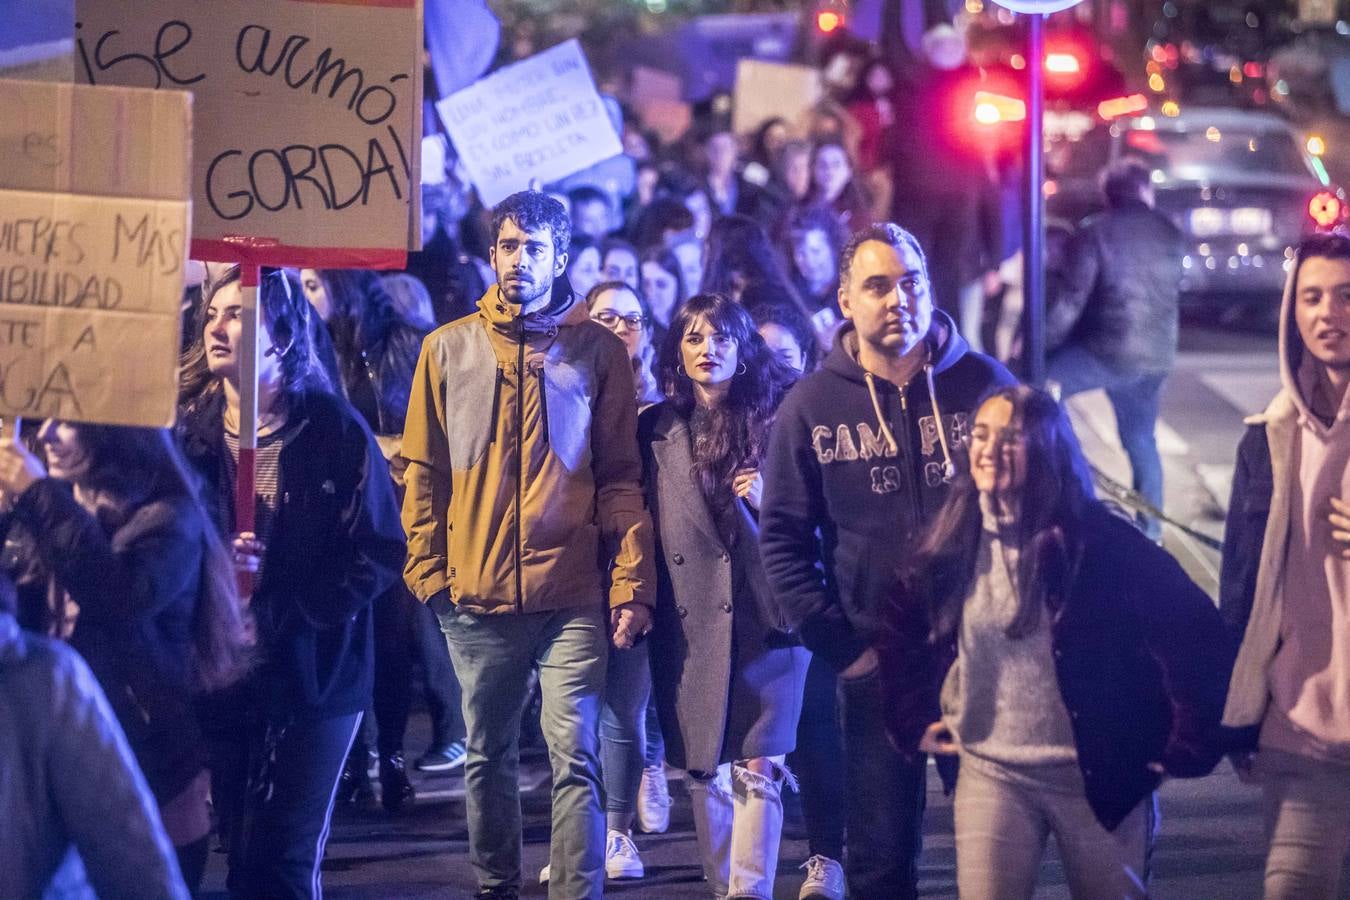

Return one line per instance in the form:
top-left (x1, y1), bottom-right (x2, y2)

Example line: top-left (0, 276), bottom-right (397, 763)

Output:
top-left (401, 286), bottom-right (655, 614)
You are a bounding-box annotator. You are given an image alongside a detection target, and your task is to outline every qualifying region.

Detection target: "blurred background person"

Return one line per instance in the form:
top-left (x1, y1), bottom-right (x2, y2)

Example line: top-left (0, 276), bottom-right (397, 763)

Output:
top-left (0, 571), bottom-right (191, 900)
top-left (566, 234), bottom-right (606, 301)
top-left (0, 422), bottom-right (251, 893)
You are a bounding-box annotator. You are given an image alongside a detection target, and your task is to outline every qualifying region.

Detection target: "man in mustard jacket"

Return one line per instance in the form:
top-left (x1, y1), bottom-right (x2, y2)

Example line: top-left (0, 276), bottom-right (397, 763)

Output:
top-left (402, 191), bottom-right (656, 900)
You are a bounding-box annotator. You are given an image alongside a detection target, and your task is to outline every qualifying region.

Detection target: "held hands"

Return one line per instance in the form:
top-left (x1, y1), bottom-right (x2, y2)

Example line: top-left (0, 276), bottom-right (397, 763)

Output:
top-left (230, 532), bottom-right (265, 575)
top-left (611, 602), bottom-right (652, 650)
top-left (1329, 497), bottom-right (1350, 559)
top-left (733, 468), bottom-right (763, 510)
top-left (919, 721), bottom-right (960, 756)
top-left (0, 420), bottom-right (45, 497)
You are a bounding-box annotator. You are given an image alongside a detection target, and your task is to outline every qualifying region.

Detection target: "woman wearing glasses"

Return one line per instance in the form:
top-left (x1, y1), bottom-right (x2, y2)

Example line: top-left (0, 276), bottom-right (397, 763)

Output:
top-left (641, 294), bottom-right (807, 899)
top-left (587, 281), bottom-right (663, 410)
top-left (559, 280), bottom-right (667, 881)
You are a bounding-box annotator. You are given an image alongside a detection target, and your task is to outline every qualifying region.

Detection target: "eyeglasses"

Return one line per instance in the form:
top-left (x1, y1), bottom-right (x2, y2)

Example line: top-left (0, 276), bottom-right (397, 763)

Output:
top-left (590, 311), bottom-right (649, 330)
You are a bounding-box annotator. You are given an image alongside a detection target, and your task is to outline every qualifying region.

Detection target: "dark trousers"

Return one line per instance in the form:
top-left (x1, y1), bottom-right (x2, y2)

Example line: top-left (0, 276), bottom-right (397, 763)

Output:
top-left (789, 652), bottom-right (847, 860)
top-left (352, 588), bottom-right (462, 759)
top-left (840, 669), bottom-right (927, 900)
top-left (225, 712), bottom-right (362, 900)
top-left (1047, 344), bottom-right (1167, 539)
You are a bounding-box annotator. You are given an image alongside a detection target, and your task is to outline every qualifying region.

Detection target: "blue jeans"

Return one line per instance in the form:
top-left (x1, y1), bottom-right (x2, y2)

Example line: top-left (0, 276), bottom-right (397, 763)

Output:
top-left (600, 641), bottom-right (652, 832)
top-left (437, 600), bottom-right (608, 900)
top-left (1047, 344), bottom-right (1167, 539)
top-left (839, 669), bottom-right (927, 900)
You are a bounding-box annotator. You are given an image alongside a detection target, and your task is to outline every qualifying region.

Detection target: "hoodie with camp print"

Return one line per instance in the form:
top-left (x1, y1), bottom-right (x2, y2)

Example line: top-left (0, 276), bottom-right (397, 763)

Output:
top-left (760, 308), bottom-right (1016, 672)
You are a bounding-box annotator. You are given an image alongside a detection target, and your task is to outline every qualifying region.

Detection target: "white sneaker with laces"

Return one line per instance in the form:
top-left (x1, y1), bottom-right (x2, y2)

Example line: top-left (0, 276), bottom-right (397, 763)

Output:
top-left (636, 765), bottom-right (672, 834)
top-left (798, 854), bottom-right (846, 900)
top-left (605, 829), bottom-right (645, 880)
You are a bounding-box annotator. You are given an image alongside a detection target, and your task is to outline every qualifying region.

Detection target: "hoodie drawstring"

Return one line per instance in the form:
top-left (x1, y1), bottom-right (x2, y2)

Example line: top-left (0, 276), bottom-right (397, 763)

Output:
top-left (863, 372), bottom-right (900, 455)
top-left (862, 367), bottom-right (957, 481)
top-left (925, 364), bottom-right (957, 481)
top-left (488, 367), bottom-right (504, 444)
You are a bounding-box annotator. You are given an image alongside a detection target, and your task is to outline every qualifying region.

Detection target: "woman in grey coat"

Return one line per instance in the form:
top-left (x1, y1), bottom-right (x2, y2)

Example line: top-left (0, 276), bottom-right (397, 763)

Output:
top-left (640, 294), bottom-right (810, 900)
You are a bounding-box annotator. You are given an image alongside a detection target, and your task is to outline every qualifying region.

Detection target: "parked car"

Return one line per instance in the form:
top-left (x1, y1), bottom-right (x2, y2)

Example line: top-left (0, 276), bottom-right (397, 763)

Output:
top-left (1048, 107), bottom-right (1344, 306)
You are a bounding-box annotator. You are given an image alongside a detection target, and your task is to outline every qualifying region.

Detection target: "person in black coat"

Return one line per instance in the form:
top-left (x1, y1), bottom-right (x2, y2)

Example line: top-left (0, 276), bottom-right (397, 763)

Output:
top-left (180, 266), bottom-right (405, 900)
top-left (1045, 159), bottom-right (1185, 540)
top-left (0, 422), bottom-right (250, 893)
top-left (878, 385), bottom-right (1234, 899)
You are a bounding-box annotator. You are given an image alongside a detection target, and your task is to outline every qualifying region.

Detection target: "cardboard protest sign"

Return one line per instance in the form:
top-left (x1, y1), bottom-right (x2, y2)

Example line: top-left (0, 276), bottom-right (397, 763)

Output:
top-left (0, 79), bottom-right (189, 427)
top-left (75, 0), bottom-right (423, 269)
top-left (438, 40), bottom-right (623, 207)
top-left (731, 59), bottom-right (823, 137)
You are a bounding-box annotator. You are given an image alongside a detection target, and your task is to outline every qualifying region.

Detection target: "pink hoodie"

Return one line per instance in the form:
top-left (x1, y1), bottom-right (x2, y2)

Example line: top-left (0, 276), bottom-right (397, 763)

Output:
top-left (1261, 312), bottom-right (1350, 760)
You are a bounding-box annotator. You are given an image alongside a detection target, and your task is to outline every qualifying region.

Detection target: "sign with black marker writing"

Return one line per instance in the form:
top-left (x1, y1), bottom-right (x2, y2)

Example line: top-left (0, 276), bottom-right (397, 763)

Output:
top-left (438, 40), bottom-right (622, 207)
top-left (0, 79), bottom-right (189, 428)
top-left (74, 0), bottom-right (422, 268)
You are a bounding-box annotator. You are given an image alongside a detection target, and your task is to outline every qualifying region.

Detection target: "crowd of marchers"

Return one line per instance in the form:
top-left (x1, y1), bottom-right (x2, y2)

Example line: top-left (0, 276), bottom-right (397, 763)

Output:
top-left (6, 43), bottom-right (1350, 900)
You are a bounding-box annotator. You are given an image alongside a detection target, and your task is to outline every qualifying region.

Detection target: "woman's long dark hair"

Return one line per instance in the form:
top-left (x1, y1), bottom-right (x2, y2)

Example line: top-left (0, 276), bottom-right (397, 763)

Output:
top-left (74, 424), bottom-right (252, 692)
top-left (902, 385), bottom-right (1096, 644)
top-left (659, 294), bottom-right (798, 504)
top-left (701, 215), bottom-right (812, 319)
top-left (319, 269), bottom-right (428, 434)
top-left (179, 266), bottom-right (330, 416)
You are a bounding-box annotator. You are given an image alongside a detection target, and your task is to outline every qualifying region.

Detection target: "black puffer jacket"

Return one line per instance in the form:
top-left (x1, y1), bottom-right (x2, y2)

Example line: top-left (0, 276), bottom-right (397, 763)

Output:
top-left (179, 390), bottom-right (405, 720)
top-left (5, 481), bottom-right (211, 805)
top-left (1047, 199), bottom-right (1185, 374)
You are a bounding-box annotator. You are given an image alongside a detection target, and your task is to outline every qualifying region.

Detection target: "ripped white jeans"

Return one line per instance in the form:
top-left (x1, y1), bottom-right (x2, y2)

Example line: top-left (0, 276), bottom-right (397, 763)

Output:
top-left (685, 756), bottom-right (796, 900)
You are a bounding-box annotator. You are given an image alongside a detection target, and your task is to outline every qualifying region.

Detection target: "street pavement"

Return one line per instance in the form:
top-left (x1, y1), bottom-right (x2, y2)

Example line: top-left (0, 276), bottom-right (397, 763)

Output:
top-left (200, 322), bottom-right (1350, 899)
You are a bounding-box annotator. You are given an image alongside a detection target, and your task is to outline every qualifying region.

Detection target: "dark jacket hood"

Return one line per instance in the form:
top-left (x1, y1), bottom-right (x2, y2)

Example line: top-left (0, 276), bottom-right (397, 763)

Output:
top-left (822, 308), bottom-right (969, 384)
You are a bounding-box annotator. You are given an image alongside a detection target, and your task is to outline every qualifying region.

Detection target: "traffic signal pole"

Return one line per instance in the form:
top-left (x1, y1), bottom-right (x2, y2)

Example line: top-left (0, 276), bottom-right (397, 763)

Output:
top-left (1023, 12), bottom-right (1047, 387)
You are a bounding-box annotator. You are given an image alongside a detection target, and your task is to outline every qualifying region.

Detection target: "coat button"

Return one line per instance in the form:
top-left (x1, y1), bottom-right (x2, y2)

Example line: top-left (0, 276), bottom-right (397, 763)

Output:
top-left (677, 606), bottom-right (688, 618)
top-left (720, 551), bottom-right (730, 563)
top-left (1053, 649), bottom-right (1063, 659)
top-left (672, 553), bottom-right (685, 565)
top-left (721, 602), bottom-right (732, 613)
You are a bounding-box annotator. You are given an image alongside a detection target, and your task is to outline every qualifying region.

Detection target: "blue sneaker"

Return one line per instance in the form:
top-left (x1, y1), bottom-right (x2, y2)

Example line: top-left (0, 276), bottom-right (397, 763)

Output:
top-left (415, 740), bottom-right (467, 773)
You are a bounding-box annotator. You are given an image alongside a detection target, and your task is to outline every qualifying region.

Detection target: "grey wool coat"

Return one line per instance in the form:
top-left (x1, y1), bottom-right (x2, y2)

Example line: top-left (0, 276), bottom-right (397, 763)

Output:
top-left (639, 403), bottom-right (810, 773)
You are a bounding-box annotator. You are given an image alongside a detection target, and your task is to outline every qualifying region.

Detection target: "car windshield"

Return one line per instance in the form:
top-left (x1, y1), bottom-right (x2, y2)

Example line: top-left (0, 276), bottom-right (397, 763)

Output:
top-left (1122, 125), bottom-right (1309, 177)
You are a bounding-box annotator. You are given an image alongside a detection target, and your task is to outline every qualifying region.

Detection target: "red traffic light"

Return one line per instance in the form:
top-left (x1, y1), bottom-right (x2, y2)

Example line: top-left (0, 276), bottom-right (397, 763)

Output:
top-left (1310, 191), bottom-right (1344, 230)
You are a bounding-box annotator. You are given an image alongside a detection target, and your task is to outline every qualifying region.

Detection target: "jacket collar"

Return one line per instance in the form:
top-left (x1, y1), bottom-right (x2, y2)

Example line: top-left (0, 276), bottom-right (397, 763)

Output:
top-left (477, 279), bottom-right (584, 340)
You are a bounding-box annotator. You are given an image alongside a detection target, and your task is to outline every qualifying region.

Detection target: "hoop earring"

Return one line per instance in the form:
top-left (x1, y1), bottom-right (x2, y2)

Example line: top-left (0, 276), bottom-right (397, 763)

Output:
top-left (736, 362), bottom-right (748, 375)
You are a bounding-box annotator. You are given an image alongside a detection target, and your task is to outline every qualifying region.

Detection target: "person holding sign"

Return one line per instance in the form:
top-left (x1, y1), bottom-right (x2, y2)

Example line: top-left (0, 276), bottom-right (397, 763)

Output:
top-left (402, 191), bottom-right (656, 900)
top-left (0, 420), bottom-right (251, 894)
top-left (178, 267), bottom-right (405, 900)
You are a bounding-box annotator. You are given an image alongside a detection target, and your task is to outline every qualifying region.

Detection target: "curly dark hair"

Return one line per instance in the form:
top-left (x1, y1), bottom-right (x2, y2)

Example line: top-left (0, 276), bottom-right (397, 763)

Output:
top-left (659, 294), bottom-right (799, 504)
top-left (491, 190), bottom-right (572, 258)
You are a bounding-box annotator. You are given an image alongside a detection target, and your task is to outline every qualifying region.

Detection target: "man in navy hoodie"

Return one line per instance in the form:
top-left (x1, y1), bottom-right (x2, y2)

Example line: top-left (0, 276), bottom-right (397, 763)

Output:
top-left (761, 223), bottom-right (1015, 900)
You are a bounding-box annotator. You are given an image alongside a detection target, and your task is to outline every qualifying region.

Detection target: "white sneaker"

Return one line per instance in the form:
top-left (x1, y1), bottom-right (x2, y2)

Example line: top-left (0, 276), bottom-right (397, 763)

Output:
top-left (605, 829), bottom-right (645, 880)
top-left (798, 855), bottom-right (846, 900)
top-left (636, 765), bottom-right (672, 834)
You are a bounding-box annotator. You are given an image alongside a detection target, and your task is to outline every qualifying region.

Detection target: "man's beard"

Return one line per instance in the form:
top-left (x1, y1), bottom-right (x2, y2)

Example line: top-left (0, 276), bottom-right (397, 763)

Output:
top-left (500, 274), bottom-right (552, 310)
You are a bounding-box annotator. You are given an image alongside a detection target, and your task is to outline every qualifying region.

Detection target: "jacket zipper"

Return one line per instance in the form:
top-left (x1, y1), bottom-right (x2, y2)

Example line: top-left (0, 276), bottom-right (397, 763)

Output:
top-left (514, 332), bottom-right (525, 614)
top-left (535, 367), bottom-right (550, 446)
top-left (896, 385), bottom-right (923, 531)
top-left (489, 368), bottom-right (504, 444)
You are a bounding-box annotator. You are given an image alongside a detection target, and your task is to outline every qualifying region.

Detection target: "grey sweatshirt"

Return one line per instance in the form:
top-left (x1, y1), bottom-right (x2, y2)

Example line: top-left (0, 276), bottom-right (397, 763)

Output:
top-left (941, 497), bottom-right (1078, 767)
